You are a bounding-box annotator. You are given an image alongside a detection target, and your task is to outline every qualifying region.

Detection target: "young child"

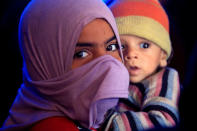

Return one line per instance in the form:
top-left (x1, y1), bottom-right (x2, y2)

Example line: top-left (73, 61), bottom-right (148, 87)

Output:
top-left (102, 0), bottom-right (181, 130)
top-left (1, 0), bottom-right (130, 130)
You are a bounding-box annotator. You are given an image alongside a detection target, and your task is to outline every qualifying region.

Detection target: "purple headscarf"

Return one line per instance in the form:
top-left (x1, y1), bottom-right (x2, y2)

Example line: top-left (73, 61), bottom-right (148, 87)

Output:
top-left (2, 0), bottom-right (129, 130)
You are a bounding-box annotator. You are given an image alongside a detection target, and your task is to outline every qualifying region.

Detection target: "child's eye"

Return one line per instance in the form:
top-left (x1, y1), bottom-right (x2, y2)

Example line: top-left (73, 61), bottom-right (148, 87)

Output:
top-left (140, 42), bottom-right (150, 49)
top-left (106, 43), bottom-right (119, 51)
top-left (121, 44), bottom-right (126, 50)
top-left (74, 50), bottom-right (89, 58)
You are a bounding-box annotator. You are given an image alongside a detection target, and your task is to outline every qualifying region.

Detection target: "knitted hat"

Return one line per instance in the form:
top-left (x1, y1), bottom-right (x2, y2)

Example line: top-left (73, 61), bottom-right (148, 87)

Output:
top-left (110, 0), bottom-right (172, 58)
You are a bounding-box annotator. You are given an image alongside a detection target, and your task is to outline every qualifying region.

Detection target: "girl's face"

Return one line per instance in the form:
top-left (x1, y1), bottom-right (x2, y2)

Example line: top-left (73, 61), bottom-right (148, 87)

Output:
top-left (121, 34), bottom-right (167, 83)
top-left (72, 19), bottom-right (122, 69)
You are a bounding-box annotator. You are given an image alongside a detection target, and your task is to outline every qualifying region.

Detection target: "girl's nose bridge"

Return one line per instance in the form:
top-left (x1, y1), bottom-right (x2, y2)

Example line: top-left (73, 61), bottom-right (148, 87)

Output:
top-left (94, 45), bottom-right (107, 58)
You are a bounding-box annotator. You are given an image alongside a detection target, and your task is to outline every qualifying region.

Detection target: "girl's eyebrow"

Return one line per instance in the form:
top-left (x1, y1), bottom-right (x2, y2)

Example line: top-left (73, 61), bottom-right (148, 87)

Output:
top-left (76, 43), bottom-right (93, 47)
top-left (76, 35), bottom-right (116, 47)
top-left (105, 35), bottom-right (116, 44)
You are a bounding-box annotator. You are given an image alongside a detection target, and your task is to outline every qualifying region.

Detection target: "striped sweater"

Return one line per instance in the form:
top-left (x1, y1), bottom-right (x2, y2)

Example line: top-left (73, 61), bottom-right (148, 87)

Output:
top-left (101, 67), bottom-right (180, 131)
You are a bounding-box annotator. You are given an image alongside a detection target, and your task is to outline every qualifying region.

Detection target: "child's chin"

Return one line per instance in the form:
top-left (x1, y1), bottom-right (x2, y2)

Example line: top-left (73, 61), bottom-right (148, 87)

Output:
top-left (129, 77), bottom-right (142, 83)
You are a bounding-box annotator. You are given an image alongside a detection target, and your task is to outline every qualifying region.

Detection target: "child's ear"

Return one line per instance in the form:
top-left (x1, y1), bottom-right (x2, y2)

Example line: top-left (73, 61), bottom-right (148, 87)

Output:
top-left (159, 50), bottom-right (167, 67)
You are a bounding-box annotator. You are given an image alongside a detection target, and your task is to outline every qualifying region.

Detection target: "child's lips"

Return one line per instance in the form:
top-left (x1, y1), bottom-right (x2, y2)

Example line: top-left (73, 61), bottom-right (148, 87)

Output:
top-left (128, 66), bottom-right (140, 75)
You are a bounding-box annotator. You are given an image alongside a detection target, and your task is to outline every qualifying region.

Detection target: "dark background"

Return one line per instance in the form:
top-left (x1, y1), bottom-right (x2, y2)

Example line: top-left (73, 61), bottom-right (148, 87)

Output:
top-left (1, 0), bottom-right (31, 126)
top-left (1, 0), bottom-right (196, 130)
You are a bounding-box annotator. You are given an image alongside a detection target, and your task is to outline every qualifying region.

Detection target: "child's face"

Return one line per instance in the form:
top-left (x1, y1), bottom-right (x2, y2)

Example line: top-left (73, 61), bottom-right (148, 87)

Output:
top-left (121, 34), bottom-right (167, 83)
top-left (72, 19), bottom-right (122, 69)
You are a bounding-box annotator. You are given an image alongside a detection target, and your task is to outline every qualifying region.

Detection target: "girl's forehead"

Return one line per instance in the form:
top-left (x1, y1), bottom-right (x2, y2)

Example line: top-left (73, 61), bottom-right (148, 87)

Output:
top-left (77, 21), bottom-right (116, 51)
top-left (79, 19), bottom-right (114, 40)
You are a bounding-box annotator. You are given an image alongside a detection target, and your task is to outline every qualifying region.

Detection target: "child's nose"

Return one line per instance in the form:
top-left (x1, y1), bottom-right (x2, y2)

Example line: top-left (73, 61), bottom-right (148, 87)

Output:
top-left (124, 50), bottom-right (138, 61)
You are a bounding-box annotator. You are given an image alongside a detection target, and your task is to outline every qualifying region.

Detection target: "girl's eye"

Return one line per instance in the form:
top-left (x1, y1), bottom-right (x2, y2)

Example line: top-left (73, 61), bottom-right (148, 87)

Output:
top-left (106, 43), bottom-right (119, 51)
top-left (140, 42), bottom-right (150, 49)
top-left (74, 50), bottom-right (89, 58)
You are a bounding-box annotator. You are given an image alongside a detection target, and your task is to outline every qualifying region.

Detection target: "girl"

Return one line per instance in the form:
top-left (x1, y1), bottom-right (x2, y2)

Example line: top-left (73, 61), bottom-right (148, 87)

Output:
top-left (2, 0), bottom-right (129, 130)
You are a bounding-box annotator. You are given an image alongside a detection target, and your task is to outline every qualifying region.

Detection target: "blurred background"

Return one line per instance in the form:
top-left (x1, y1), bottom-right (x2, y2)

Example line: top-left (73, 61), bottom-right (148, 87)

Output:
top-left (1, 0), bottom-right (196, 130)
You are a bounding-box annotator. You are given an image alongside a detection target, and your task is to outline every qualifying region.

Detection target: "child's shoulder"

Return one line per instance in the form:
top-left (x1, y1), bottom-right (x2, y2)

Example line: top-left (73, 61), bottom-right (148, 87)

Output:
top-left (165, 67), bottom-right (179, 76)
top-left (165, 67), bottom-right (178, 72)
